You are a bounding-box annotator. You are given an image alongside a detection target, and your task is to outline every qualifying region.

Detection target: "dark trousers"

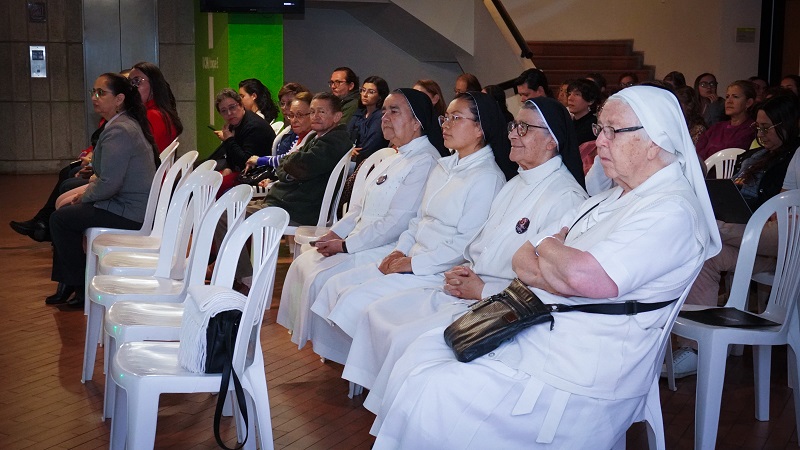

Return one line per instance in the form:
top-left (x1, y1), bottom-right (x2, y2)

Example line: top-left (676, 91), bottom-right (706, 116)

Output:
top-left (49, 203), bottom-right (141, 286)
top-left (35, 164), bottom-right (85, 221)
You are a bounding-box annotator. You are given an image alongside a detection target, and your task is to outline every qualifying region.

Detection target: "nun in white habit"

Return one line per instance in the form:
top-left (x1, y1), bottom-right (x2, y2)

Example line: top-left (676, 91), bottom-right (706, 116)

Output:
top-left (276, 88), bottom-right (447, 348)
top-left (371, 86), bottom-right (722, 449)
top-left (337, 97), bottom-right (587, 410)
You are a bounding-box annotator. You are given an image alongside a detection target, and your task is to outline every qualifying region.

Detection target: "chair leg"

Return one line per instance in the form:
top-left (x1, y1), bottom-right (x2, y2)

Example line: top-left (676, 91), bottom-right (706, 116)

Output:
top-left (665, 339), bottom-right (676, 391)
top-left (694, 340), bottom-right (730, 450)
top-left (110, 382), bottom-right (127, 450)
top-left (84, 253), bottom-right (96, 316)
top-left (126, 389), bottom-right (160, 450)
top-left (790, 343), bottom-right (800, 442)
top-left (348, 382), bottom-right (363, 398)
top-left (244, 368), bottom-right (274, 450)
top-left (103, 335), bottom-right (118, 420)
top-left (789, 345), bottom-right (798, 391)
top-left (644, 378), bottom-right (666, 450)
top-left (82, 301), bottom-right (104, 382)
top-left (753, 345), bottom-right (772, 421)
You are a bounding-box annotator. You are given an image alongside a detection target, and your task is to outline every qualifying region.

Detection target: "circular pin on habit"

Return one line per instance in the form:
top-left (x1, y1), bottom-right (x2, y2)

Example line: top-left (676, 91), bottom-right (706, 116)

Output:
top-left (376, 174), bottom-right (388, 185)
top-left (515, 218), bottom-right (530, 234)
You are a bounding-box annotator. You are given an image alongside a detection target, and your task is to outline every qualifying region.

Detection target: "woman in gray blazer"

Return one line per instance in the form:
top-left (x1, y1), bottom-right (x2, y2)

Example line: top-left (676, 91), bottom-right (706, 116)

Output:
top-left (46, 72), bottom-right (159, 307)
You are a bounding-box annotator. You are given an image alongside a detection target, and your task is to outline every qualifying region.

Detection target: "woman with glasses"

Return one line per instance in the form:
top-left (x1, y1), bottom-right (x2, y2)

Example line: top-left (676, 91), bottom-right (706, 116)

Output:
top-left (277, 88), bottom-right (449, 349)
top-left (308, 92), bottom-right (511, 363)
top-left (313, 98), bottom-right (586, 412)
top-left (695, 80), bottom-right (756, 160)
top-left (45, 72), bottom-right (159, 307)
top-left (347, 76), bottom-right (391, 165)
top-left (695, 72), bottom-right (726, 126)
top-left (672, 93), bottom-right (800, 378)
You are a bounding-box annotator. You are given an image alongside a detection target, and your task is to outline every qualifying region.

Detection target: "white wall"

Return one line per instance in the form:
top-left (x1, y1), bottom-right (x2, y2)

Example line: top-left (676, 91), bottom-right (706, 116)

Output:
top-left (505, 0), bottom-right (762, 88)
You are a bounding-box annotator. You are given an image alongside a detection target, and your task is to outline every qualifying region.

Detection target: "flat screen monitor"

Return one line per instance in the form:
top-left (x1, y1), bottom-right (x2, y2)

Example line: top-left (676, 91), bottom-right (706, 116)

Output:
top-left (199, 0), bottom-right (304, 14)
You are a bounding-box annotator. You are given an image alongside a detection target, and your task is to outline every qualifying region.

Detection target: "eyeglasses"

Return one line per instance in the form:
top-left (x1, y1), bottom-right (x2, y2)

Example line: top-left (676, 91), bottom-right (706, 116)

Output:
top-left (360, 88), bottom-right (377, 95)
top-left (286, 111), bottom-right (311, 120)
top-left (438, 114), bottom-right (477, 127)
top-left (328, 80), bottom-right (347, 88)
top-left (620, 82), bottom-right (636, 88)
top-left (130, 76), bottom-right (147, 88)
top-left (218, 104), bottom-right (241, 115)
top-left (752, 122), bottom-right (781, 135)
top-left (507, 120), bottom-right (548, 137)
top-left (591, 123), bottom-right (644, 140)
top-left (698, 81), bottom-right (718, 89)
top-left (89, 88), bottom-right (109, 99)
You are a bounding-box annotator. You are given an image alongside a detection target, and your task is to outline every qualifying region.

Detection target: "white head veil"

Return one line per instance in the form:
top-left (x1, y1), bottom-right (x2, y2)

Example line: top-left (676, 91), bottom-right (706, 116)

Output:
top-left (611, 85), bottom-right (722, 258)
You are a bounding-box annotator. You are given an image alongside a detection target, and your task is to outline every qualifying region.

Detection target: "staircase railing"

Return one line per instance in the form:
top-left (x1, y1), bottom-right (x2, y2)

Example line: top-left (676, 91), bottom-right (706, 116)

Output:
top-left (488, 0), bottom-right (535, 91)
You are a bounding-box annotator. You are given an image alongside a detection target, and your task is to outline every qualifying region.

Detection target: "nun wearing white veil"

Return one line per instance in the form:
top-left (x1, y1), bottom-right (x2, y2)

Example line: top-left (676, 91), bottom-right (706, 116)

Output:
top-left (370, 85), bottom-right (722, 449)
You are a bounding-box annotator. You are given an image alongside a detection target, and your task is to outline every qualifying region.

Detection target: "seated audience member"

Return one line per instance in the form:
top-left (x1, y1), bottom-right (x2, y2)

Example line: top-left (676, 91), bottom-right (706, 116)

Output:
top-left (369, 85), bottom-right (720, 449)
top-left (244, 91), bottom-right (315, 172)
top-left (482, 84), bottom-right (518, 180)
top-left (781, 74), bottom-right (800, 95)
top-left (278, 82), bottom-right (310, 121)
top-left (454, 73), bottom-right (481, 96)
top-left (749, 75), bottom-right (769, 102)
top-left (47, 73), bottom-right (160, 307)
top-left (675, 86), bottom-right (708, 144)
top-left (261, 92), bottom-right (354, 225)
top-left (566, 78), bottom-right (601, 145)
top-left (557, 79), bottom-right (572, 108)
top-left (330, 67), bottom-right (360, 125)
top-left (276, 88), bottom-right (448, 349)
top-left (695, 80), bottom-right (756, 160)
top-left (673, 94), bottom-right (800, 377)
top-left (413, 79), bottom-right (446, 117)
top-left (482, 84), bottom-right (515, 124)
top-left (308, 91), bottom-right (511, 363)
top-left (206, 88), bottom-right (276, 194)
top-left (514, 68), bottom-right (552, 102)
top-left (347, 76), bottom-right (390, 164)
top-left (695, 72), bottom-right (726, 126)
top-left (663, 70), bottom-right (687, 89)
top-left (320, 97), bottom-right (586, 406)
top-left (586, 72), bottom-right (608, 97)
top-left (238, 78), bottom-right (279, 123)
top-left (618, 72), bottom-right (639, 91)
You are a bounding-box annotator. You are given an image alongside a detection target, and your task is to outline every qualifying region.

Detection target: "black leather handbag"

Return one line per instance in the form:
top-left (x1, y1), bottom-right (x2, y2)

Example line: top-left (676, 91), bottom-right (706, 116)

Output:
top-left (444, 279), bottom-right (676, 363)
top-left (236, 165), bottom-right (275, 186)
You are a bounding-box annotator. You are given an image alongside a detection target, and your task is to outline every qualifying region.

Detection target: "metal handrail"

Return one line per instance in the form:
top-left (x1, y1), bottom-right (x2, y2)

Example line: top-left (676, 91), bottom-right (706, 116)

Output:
top-left (488, 0), bottom-right (535, 91)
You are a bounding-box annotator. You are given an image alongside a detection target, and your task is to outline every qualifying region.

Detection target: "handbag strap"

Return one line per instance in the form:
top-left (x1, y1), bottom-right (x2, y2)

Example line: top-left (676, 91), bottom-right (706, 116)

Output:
top-left (547, 298), bottom-right (677, 315)
top-left (213, 319), bottom-right (249, 450)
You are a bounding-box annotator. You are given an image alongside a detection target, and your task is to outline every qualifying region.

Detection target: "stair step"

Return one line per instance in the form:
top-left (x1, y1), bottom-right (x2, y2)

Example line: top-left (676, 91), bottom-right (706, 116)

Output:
top-left (543, 68), bottom-right (656, 87)
top-left (534, 55), bottom-right (644, 71)
top-left (528, 40), bottom-right (634, 57)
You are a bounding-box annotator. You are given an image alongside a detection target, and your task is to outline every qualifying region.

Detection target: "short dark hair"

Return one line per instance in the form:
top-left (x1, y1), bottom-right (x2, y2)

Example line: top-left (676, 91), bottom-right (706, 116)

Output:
top-left (215, 88), bottom-right (242, 112)
top-left (567, 78), bottom-right (602, 112)
top-left (586, 72), bottom-right (607, 90)
top-left (312, 91), bottom-right (343, 113)
top-left (278, 82), bottom-right (309, 99)
top-left (514, 68), bottom-right (553, 97)
top-left (457, 73), bottom-right (482, 92)
top-left (333, 67), bottom-right (359, 92)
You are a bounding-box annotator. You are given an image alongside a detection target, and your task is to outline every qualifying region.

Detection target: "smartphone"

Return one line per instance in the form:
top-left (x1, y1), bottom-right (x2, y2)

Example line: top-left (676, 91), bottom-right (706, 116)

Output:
top-left (207, 125), bottom-right (216, 131)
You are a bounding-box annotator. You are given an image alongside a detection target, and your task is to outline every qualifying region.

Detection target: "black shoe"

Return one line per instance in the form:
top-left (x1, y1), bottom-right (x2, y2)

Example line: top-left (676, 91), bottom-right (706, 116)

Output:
top-left (10, 219), bottom-right (36, 235)
top-left (10, 219), bottom-right (49, 242)
top-left (66, 290), bottom-right (85, 309)
top-left (45, 283), bottom-right (76, 305)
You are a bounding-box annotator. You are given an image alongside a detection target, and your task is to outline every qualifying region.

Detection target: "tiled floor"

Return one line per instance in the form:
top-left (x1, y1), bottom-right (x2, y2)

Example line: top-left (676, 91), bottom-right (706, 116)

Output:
top-left (0, 173), bottom-right (797, 449)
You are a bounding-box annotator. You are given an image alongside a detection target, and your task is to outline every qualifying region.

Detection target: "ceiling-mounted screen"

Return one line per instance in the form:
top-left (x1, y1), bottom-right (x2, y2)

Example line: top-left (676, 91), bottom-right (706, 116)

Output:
top-left (199, 0), bottom-right (304, 14)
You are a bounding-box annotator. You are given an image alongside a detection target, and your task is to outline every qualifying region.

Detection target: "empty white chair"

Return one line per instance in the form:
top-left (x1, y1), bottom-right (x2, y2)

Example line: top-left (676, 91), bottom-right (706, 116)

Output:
top-left (101, 185), bottom-right (252, 419)
top-left (704, 147), bottom-right (746, 179)
top-left (109, 206), bottom-right (289, 450)
top-left (670, 189), bottom-right (800, 450)
top-left (294, 147), bottom-right (396, 255)
top-left (82, 169), bottom-right (222, 383)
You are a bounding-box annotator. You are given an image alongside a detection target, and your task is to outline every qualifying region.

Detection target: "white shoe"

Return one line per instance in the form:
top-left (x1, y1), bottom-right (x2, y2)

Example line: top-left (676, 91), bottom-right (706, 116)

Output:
top-left (661, 347), bottom-right (698, 379)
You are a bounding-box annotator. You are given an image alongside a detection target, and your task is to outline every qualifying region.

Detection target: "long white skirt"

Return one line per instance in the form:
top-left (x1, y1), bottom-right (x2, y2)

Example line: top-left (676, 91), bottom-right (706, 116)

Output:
top-left (340, 287), bottom-right (471, 412)
top-left (372, 328), bottom-right (644, 450)
top-left (276, 243), bottom-right (392, 349)
top-left (309, 268), bottom-right (443, 363)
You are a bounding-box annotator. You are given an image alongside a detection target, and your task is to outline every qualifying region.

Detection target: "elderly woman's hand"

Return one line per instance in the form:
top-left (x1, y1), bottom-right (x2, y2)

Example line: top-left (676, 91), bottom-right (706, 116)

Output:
top-left (512, 240), bottom-right (560, 295)
top-left (314, 239), bottom-right (345, 257)
top-left (244, 155), bottom-right (259, 173)
top-left (378, 250), bottom-right (404, 274)
top-left (443, 265), bottom-right (485, 300)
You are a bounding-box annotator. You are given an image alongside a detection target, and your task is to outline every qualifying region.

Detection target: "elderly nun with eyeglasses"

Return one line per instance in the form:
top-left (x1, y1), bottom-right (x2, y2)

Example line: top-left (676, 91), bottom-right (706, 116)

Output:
top-left (369, 86), bottom-right (721, 449)
top-left (313, 97), bottom-right (588, 423)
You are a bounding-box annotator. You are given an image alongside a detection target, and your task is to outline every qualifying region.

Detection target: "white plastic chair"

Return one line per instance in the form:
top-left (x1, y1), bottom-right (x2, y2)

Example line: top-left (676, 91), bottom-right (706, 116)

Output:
top-left (81, 170), bottom-right (222, 383)
top-left (101, 185), bottom-right (252, 419)
top-left (82, 150), bottom-right (197, 314)
top-left (109, 206), bottom-right (288, 450)
top-left (283, 148), bottom-right (352, 257)
top-left (669, 190), bottom-right (800, 450)
top-left (704, 147), bottom-right (746, 179)
top-left (294, 147), bottom-right (396, 255)
top-left (271, 120), bottom-right (284, 134)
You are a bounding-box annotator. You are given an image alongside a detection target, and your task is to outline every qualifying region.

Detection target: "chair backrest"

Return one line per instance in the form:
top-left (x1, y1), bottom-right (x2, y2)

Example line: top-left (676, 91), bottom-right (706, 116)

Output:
top-left (727, 190), bottom-right (800, 327)
top-left (184, 185), bottom-right (253, 285)
top-left (704, 148), bottom-right (746, 179)
top-left (314, 148), bottom-right (353, 227)
top-left (271, 121), bottom-right (284, 134)
top-left (149, 150), bottom-right (198, 237)
top-left (139, 143), bottom-right (179, 235)
top-left (195, 160), bottom-right (217, 172)
top-left (153, 169), bottom-right (222, 278)
top-left (345, 147), bottom-right (397, 217)
top-left (214, 207), bottom-right (289, 371)
top-left (271, 127), bottom-right (291, 156)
